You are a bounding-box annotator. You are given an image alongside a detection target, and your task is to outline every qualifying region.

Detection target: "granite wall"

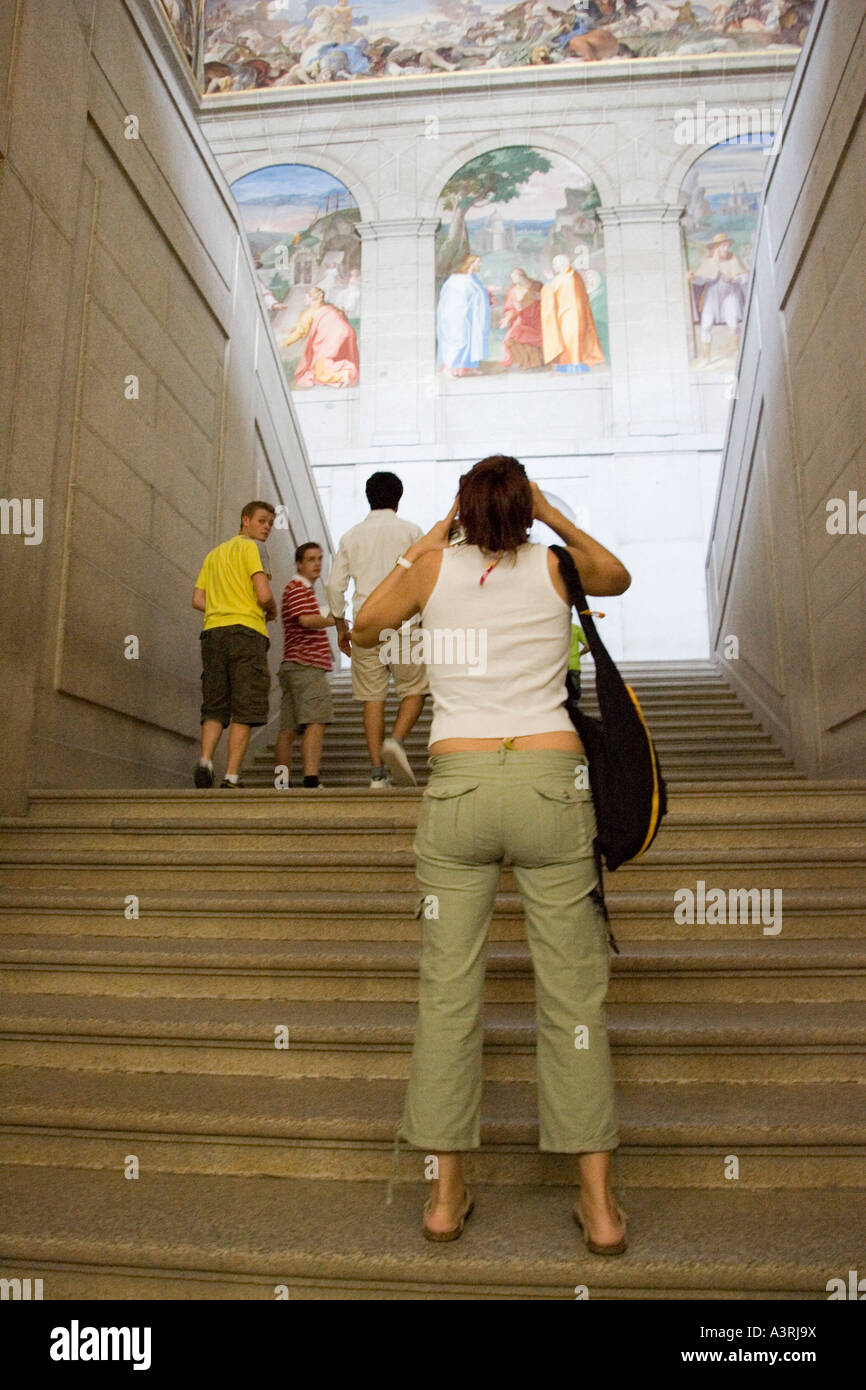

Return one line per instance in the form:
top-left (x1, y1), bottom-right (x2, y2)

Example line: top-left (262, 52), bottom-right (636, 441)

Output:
top-left (0, 0), bottom-right (329, 811)
top-left (706, 0), bottom-right (866, 776)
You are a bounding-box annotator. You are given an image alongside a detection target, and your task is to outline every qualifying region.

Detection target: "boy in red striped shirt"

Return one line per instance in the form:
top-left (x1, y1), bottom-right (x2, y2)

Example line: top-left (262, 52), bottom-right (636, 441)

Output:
top-left (275, 542), bottom-right (336, 789)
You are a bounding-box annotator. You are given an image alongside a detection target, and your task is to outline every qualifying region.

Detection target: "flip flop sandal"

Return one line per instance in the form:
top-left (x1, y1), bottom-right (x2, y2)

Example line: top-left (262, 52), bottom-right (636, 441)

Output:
top-left (573, 1202), bottom-right (628, 1256)
top-left (422, 1188), bottom-right (475, 1242)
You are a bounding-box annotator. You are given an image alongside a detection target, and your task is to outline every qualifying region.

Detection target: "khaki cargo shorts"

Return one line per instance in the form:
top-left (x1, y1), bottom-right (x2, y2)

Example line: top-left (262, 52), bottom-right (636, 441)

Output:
top-left (350, 637), bottom-right (428, 702)
top-left (278, 661), bottom-right (333, 731)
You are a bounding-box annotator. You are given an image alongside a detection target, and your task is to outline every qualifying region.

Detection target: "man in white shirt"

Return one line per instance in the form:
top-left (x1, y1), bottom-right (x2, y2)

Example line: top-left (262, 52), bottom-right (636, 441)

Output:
top-left (325, 472), bottom-right (428, 787)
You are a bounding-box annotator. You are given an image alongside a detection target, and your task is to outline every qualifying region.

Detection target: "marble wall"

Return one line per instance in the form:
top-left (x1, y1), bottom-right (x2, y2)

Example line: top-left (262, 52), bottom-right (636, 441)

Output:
top-left (706, 0), bottom-right (866, 776)
top-left (0, 0), bottom-right (329, 811)
top-left (201, 51), bottom-right (796, 660)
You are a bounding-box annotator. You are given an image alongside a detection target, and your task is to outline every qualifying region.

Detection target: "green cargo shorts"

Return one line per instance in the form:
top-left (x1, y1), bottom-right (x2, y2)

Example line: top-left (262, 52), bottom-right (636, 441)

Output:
top-left (399, 747), bottom-right (618, 1155)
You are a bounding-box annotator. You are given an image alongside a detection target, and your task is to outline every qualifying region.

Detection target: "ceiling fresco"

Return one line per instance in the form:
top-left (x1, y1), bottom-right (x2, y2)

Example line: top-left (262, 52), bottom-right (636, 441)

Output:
top-left (159, 2), bottom-right (814, 93)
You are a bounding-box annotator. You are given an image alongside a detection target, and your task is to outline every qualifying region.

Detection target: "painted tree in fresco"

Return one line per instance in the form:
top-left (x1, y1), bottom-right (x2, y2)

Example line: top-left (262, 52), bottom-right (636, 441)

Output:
top-left (437, 147), bottom-right (553, 277)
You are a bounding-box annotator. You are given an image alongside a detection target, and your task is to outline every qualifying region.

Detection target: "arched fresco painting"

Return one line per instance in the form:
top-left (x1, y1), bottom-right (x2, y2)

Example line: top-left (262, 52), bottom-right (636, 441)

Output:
top-left (162, 3), bottom-right (814, 93)
top-left (435, 146), bottom-right (608, 378)
top-left (681, 134), bottom-right (772, 369)
top-left (231, 163), bottom-right (361, 388)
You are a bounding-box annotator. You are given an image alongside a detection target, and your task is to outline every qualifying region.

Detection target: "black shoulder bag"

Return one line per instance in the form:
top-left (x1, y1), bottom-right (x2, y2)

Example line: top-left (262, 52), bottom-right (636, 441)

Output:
top-left (551, 543), bottom-right (667, 893)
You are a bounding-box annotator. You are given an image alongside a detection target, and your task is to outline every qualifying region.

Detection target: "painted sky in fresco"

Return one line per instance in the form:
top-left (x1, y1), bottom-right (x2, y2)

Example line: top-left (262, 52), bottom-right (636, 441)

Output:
top-left (159, 2), bottom-right (814, 92)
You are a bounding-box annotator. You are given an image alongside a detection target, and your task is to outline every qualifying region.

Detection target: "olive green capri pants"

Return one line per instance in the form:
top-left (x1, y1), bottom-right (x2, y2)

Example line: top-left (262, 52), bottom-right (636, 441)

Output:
top-left (399, 747), bottom-right (618, 1155)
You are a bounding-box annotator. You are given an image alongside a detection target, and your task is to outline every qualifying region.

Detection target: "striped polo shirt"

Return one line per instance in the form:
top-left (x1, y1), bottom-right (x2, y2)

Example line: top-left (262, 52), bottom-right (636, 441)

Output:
top-left (281, 576), bottom-right (333, 670)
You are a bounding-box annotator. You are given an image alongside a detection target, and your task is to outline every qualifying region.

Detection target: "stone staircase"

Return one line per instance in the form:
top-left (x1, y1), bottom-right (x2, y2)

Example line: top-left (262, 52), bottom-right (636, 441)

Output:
top-left (247, 662), bottom-right (805, 786)
top-left (1, 665), bottom-right (865, 1299)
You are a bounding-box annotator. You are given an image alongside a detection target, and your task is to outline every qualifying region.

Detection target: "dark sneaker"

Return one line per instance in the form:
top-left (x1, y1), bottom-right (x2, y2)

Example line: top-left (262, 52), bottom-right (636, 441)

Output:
top-left (220, 778), bottom-right (244, 789)
top-left (194, 764), bottom-right (214, 788)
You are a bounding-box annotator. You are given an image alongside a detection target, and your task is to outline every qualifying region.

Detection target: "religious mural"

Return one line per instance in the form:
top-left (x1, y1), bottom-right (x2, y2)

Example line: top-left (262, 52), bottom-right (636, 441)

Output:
top-left (161, 2), bottom-right (814, 93)
top-left (231, 164), bottom-right (361, 389)
top-left (435, 146), bottom-right (608, 378)
top-left (681, 134), bottom-right (770, 369)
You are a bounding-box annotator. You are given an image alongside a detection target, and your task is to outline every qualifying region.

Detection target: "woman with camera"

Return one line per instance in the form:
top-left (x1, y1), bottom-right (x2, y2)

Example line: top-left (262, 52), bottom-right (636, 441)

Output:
top-left (352, 455), bottom-right (631, 1253)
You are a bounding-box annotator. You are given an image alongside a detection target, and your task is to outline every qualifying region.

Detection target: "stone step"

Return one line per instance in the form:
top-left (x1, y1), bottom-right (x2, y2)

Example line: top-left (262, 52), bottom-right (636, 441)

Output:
top-left (19, 782), bottom-right (864, 823)
top-left (326, 684), bottom-right (738, 699)
top-left (2, 992), bottom-right (863, 1050)
top-left (6, 840), bottom-right (865, 865)
top-left (2, 938), bottom-right (865, 1004)
top-left (3, 1037), bottom-right (860, 1083)
top-left (247, 761), bottom-right (798, 783)
top-left (10, 798), bottom-right (866, 831)
top-left (1, 890), bottom-right (861, 940)
top-left (243, 765), bottom-right (806, 787)
top-left (1, 1072), bottom-right (863, 1187)
top-left (317, 699), bottom-right (778, 725)
top-left (248, 765), bottom-right (801, 782)
top-left (3, 851), bottom-right (862, 893)
top-left (291, 721), bottom-right (770, 744)
top-left (3, 819), bottom-right (865, 851)
top-left (0, 1167), bottom-right (861, 1298)
top-left (326, 684), bottom-right (745, 701)
top-left (4, 935), bottom-right (863, 971)
top-left (256, 727), bottom-right (785, 748)
top-left (252, 748), bottom-right (799, 766)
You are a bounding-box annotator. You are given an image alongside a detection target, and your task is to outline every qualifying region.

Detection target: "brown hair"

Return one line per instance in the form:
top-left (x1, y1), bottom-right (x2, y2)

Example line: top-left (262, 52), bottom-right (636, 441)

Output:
top-left (456, 254), bottom-right (481, 273)
top-left (458, 455), bottom-right (532, 554)
top-left (240, 500), bottom-right (276, 524)
top-left (295, 541), bottom-right (322, 564)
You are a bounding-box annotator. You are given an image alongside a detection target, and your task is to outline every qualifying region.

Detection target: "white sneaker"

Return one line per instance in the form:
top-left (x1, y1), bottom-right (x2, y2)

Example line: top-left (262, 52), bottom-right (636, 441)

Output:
top-left (369, 769), bottom-right (390, 789)
top-left (382, 737), bottom-right (416, 787)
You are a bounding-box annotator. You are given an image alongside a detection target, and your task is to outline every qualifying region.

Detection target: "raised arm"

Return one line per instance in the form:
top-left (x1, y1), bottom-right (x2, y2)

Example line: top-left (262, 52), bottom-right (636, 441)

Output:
top-left (353, 502), bottom-right (458, 647)
top-left (531, 483), bottom-right (630, 596)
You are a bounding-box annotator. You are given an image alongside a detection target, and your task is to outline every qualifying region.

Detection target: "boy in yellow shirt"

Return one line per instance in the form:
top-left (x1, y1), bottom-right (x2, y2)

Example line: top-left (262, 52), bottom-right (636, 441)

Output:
top-left (192, 501), bottom-right (276, 788)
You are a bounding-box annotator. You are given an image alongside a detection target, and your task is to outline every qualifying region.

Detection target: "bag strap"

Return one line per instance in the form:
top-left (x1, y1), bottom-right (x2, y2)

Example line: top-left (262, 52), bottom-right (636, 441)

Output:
top-left (552, 544), bottom-right (621, 956)
top-left (549, 544), bottom-right (609, 670)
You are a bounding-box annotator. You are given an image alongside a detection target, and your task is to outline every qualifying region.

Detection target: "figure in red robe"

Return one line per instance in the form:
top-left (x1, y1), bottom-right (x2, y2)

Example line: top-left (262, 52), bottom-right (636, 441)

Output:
top-left (500, 268), bottom-right (544, 369)
top-left (283, 287), bottom-right (359, 388)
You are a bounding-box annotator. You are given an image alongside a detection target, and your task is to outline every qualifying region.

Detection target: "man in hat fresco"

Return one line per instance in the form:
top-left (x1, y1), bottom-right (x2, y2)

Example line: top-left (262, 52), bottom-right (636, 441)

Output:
top-left (688, 232), bottom-right (750, 365)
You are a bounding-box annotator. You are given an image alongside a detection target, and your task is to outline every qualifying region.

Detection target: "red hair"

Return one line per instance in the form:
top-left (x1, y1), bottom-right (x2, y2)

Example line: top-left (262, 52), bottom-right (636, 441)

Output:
top-left (458, 455), bottom-right (531, 554)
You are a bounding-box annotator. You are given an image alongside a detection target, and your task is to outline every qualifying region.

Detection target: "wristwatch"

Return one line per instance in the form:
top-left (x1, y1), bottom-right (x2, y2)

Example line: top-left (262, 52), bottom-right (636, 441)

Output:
top-left (395, 554), bottom-right (413, 570)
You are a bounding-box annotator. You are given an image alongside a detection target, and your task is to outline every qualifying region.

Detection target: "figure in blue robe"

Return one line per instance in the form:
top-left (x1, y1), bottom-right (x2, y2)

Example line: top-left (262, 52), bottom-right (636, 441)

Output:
top-left (436, 259), bottom-right (491, 371)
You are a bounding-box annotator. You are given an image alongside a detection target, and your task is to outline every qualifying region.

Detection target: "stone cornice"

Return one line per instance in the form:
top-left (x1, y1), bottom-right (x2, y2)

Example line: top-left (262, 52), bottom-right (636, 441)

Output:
top-left (196, 51), bottom-right (801, 122)
top-left (356, 219), bottom-right (441, 240)
top-left (598, 204), bottom-right (685, 225)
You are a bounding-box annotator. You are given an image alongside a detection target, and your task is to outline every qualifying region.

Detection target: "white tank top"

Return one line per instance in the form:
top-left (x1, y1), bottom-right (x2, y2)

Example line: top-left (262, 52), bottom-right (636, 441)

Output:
top-left (420, 542), bottom-right (574, 744)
